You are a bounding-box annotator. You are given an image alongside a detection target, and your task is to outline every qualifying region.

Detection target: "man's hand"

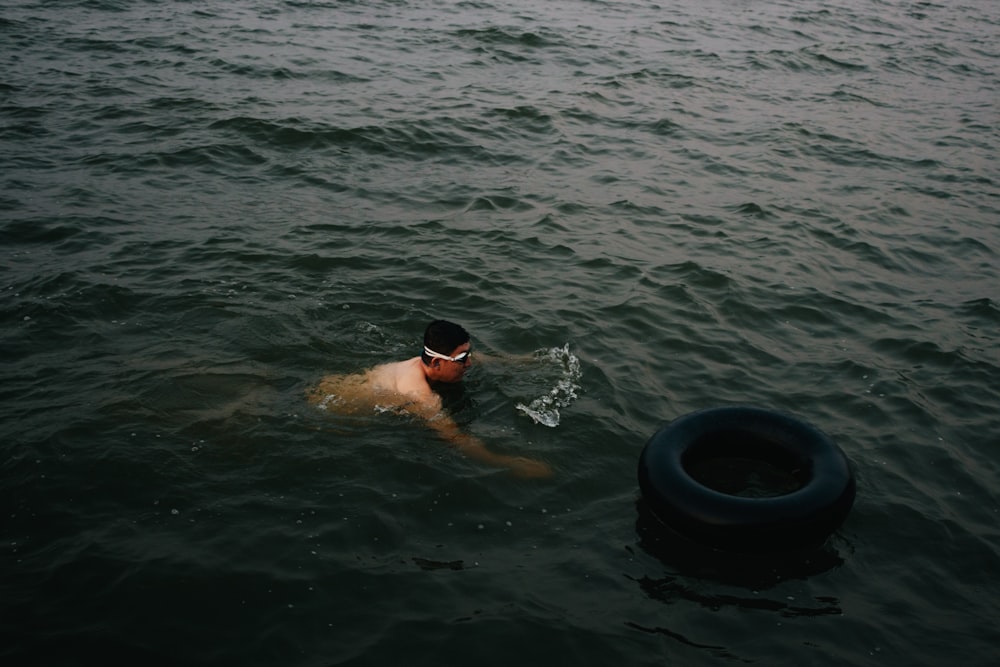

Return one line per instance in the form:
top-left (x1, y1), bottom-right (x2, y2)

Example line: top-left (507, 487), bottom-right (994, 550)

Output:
top-left (504, 456), bottom-right (553, 479)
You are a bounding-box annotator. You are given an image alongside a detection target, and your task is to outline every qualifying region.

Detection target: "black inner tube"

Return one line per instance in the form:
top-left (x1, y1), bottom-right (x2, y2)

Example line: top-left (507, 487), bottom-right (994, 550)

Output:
top-left (637, 406), bottom-right (855, 551)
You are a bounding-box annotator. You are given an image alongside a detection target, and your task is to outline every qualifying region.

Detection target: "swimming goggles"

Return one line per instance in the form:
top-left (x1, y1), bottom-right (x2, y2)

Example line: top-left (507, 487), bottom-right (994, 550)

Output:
top-left (423, 346), bottom-right (471, 363)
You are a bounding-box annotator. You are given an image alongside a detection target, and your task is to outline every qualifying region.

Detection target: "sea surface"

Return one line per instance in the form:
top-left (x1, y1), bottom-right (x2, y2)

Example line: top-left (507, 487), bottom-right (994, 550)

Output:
top-left (2, 0), bottom-right (999, 665)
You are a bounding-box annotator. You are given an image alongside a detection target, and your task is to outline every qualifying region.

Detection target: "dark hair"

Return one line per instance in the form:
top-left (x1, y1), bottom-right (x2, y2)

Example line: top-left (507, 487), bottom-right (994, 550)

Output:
top-left (422, 320), bottom-right (469, 362)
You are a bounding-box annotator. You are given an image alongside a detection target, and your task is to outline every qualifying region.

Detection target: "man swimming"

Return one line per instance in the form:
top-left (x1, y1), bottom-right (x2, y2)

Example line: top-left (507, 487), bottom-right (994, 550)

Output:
top-left (308, 320), bottom-right (552, 478)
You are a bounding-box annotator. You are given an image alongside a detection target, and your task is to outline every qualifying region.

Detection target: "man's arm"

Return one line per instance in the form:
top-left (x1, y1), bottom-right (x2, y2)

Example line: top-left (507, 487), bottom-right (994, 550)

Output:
top-left (410, 400), bottom-right (552, 479)
top-left (471, 350), bottom-right (537, 366)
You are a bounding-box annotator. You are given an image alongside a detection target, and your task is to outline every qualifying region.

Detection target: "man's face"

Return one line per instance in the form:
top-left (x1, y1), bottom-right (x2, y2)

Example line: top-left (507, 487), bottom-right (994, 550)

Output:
top-left (435, 341), bottom-right (472, 383)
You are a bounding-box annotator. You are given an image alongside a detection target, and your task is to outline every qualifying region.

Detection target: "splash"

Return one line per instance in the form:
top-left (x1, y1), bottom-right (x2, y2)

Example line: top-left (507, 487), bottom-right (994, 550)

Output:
top-left (515, 344), bottom-right (582, 427)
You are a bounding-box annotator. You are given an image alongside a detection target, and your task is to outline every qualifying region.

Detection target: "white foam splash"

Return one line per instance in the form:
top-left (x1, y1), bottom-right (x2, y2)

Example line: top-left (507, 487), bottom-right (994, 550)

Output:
top-left (515, 344), bottom-right (582, 427)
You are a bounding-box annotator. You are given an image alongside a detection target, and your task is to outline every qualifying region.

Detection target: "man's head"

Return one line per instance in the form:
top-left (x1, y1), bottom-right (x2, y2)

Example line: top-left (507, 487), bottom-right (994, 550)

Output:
top-left (421, 320), bottom-right (472, 382)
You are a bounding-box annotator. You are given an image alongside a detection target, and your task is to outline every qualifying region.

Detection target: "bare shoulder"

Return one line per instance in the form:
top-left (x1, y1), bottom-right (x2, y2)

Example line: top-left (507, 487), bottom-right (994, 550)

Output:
top-left (370, 358), bottom-right (432, 397)
top-left (376, 358), bottom-right (443, 416)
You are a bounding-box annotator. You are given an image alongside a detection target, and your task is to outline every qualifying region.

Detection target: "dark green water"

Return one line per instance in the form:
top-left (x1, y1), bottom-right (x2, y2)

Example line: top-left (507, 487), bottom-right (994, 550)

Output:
top-left (2, 0), bottom-right (998, 665)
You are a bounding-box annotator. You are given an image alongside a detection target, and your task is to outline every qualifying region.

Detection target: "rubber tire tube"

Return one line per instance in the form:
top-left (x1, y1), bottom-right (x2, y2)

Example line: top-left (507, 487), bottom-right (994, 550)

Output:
top-left (637, 406), bottom-right (856, 551)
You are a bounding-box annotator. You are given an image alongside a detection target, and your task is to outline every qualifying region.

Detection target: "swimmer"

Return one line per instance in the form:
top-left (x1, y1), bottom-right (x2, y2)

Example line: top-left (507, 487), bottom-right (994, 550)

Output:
top-left (308, 320), bottom-right (552, 479)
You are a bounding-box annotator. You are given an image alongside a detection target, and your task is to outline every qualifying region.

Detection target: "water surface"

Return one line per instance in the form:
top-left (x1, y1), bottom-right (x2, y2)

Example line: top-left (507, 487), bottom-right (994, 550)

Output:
top-left (2, 1), bottom-right (999, 665)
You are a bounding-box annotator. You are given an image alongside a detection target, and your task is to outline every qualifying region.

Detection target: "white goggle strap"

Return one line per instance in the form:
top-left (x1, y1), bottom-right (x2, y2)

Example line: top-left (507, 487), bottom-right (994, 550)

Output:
top-left (423, 346), bottom-right (467, 362)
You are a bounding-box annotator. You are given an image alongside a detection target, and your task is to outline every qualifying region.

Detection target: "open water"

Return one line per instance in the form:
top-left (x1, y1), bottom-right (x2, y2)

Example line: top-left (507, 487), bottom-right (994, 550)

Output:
top-left (2, 0), bottom-right (999, 665)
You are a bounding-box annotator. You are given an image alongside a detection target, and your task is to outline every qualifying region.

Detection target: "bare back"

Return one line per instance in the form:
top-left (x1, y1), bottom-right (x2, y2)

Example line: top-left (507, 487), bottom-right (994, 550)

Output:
top-left (307, 357), bottom-right (442, 418)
